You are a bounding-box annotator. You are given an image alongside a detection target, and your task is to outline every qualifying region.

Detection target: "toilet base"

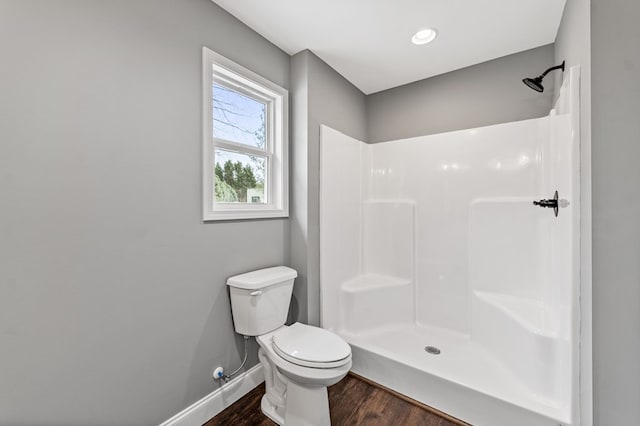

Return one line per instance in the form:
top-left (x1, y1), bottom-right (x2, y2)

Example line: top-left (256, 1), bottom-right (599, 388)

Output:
top-left (283, 380), bottom-right (331, 426)
top-left (261, 394), bottom-right (285, 425)
top-left (260, 383), bottom-right (330, 426)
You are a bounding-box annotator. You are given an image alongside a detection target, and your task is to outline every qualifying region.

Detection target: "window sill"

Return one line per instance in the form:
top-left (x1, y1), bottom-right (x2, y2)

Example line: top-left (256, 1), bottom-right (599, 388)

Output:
top-left (203, 209), bottom-right (289, 222)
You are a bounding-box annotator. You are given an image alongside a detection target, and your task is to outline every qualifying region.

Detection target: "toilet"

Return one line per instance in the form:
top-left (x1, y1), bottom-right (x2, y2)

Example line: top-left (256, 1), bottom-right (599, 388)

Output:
top-left (227, 266), bottom-right (352, 426)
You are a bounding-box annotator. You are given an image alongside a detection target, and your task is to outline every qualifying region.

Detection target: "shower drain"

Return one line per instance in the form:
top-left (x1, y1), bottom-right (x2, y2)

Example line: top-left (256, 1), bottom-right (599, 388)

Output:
top-left (425, 346), bottom-right (441, 355)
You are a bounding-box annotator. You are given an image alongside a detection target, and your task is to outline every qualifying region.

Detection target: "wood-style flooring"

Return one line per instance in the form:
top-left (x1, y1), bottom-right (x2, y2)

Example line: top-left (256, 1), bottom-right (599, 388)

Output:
top-left (204, 373), bottom-right (467, 426)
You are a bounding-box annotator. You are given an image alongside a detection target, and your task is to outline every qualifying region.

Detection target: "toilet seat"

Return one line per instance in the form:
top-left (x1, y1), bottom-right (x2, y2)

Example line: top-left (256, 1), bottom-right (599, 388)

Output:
top-left (272, 323), bottom-right (351, 369)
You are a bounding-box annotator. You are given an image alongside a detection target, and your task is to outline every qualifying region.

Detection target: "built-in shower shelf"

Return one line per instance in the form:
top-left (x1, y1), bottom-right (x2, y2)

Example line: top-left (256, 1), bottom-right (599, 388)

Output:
top-left (340, 274), bottom-right (414, 333)
top-left (342, 274), bottom-right (411, 293)
top-left (473, 291), bottom-right (562, 338)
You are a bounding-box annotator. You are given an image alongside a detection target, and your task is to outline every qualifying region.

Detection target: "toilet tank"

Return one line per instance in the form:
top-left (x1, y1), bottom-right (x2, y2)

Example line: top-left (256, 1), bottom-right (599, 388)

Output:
top-left (226, 266), bottom-right (297, 336)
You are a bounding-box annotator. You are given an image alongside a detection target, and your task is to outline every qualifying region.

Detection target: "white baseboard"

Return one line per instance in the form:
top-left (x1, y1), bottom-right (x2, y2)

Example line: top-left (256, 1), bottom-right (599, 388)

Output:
top-left (159, 364), bottom-right (264, 426)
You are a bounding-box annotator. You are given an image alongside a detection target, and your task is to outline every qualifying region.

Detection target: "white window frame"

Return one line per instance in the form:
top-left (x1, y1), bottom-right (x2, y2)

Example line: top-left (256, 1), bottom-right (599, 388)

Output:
top-left (202, 47), bottom-right (289, 221)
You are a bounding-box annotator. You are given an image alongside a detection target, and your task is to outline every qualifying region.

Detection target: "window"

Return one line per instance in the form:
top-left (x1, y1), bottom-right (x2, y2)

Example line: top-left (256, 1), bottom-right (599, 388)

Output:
top-left (202, 47), bottom-right (289, 221)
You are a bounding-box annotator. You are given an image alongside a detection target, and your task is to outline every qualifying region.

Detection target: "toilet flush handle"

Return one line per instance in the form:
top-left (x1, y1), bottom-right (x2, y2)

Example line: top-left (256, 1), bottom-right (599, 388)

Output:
top-left (250, 290), bottom-right (262, 296)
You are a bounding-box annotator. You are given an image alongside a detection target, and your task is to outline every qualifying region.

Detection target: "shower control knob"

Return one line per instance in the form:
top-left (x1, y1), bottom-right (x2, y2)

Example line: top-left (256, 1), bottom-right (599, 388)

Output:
top-left (533, 190), bottom-right (559, 217)
top-left (533, 199), bottom-right (557, 208)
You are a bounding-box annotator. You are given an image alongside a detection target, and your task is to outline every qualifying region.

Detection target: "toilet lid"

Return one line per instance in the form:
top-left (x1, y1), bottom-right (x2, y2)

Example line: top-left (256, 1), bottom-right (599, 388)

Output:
top-left (272, 323), bottom-right (351, 367)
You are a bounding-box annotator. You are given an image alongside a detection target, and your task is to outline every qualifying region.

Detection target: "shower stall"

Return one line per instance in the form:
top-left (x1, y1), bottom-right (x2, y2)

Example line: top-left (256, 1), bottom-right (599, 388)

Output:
top-left (319, 67), bottom-right (581, 426)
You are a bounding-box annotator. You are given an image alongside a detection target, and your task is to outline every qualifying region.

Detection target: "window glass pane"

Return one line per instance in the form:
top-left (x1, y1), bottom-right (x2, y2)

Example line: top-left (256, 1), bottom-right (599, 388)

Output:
top-left (214, 148), bottom-right (267, 204)
top-left (212, 84), bottom-right (266, 149)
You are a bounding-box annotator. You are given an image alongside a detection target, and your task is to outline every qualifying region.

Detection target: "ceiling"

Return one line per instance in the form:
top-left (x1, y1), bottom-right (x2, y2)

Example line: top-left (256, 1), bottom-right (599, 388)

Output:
top-left (212, 0), bottom-right (566, 95)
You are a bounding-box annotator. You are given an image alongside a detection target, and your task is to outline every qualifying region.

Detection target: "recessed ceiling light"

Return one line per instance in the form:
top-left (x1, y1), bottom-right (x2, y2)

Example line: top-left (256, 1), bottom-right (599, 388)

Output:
top-left (411, 28), bottom-right (438, 45)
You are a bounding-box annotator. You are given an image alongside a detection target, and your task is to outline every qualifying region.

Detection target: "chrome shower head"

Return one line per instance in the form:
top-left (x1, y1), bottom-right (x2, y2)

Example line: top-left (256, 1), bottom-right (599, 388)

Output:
top-left (522, 61), bottom-right (565, 93)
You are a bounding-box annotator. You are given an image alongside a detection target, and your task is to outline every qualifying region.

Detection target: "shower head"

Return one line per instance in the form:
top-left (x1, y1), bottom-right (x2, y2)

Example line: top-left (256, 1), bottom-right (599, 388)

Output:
top-left (522, 76), bottom-right (544, 92)
top-left (522, 61), bottom-right (565, 93)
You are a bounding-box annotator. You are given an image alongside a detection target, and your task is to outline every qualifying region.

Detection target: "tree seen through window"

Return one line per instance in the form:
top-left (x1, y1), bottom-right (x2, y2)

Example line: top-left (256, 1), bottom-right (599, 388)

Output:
top-left (212, 83), bottom-right (267, 204)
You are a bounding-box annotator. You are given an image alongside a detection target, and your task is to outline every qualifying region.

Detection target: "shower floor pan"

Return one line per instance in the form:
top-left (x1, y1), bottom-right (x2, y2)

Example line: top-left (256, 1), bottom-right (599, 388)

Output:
top-left (340, 324), bottom-right (571, 426)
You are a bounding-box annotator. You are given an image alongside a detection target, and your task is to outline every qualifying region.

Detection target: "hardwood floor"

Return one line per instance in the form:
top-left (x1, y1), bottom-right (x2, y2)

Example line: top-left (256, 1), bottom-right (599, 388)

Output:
top-left (204, 373), bottom-right (466, 426)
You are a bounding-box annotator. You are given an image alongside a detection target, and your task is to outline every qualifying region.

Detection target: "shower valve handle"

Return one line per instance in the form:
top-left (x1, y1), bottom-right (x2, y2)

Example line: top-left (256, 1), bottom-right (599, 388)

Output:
top-left (533, 199), bottom-right (557, 208)
top-left (533, 190), bottom-right (559, 217)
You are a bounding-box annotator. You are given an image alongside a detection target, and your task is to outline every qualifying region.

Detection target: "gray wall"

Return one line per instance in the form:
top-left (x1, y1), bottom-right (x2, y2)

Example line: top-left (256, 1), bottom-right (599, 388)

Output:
top-left (289, 50), bottom-right (367, 326)
top-left (0, 1), bottom-right (289, 425)
top-left (591, 1), bottom-right (640, 424)
top-left (553, 1), bottom-right (593, 424)
top-left (367, 45), bottom-right (556, 143)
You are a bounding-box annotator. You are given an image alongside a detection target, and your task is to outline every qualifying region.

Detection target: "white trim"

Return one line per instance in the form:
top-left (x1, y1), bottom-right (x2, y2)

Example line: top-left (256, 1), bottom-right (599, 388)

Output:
top-left (158, 364), bottom-right (264, 426)
top-left (202, 47), bottom-right (289, 221)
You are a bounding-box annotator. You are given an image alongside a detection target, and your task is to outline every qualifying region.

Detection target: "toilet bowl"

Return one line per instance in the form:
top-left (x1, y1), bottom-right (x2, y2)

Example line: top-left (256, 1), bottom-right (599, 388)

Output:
top-left (226, 266), bottom-right (352, 426)
top-left (257, 323), bottom-right (352, 425)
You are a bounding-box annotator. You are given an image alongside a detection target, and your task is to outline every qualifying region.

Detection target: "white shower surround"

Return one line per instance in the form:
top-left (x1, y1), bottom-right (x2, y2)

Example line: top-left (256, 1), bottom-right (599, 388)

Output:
top-left (319, 67), bottom-right (580, 425)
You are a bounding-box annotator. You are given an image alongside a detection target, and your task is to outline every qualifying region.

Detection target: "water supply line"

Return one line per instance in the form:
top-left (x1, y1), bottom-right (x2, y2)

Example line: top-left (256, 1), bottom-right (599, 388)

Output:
top-left (218, 335), bottom-right (250, 383)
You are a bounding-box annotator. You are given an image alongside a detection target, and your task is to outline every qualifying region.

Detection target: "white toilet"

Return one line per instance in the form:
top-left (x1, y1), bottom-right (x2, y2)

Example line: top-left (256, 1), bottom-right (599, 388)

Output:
top-left (227, 266), bottom-right (352, 426)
